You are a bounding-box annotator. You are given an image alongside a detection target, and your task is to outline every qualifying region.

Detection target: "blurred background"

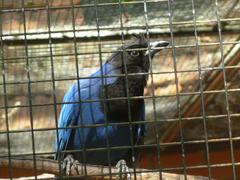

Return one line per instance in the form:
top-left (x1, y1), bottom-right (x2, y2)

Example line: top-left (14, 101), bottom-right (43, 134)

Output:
top-left (0, 0), bottom-right (240, 179)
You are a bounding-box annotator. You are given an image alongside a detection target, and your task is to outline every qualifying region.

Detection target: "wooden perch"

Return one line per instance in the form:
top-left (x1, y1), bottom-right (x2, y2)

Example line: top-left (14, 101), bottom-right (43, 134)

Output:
top-left (0, 157), bottom-right (209, 179)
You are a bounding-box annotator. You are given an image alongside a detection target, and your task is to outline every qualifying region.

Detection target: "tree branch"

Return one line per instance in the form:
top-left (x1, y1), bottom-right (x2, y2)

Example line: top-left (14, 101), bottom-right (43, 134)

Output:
top-left (0, 157), bottom-right (209, 179)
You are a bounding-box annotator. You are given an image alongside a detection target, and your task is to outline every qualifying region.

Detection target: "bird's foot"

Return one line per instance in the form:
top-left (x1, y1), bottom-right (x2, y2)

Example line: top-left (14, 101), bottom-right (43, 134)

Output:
top-left (115, 159), bottom-right (131, 180)
top-left (62, 154), bottom-right (79, 175)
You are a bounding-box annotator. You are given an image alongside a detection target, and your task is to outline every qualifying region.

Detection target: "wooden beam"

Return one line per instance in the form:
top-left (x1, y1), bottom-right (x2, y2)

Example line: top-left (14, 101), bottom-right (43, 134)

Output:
top-left (161, 44), bottom-right (240, 144)
top-left (0, 140), bottom-right (238, 179)
top-left (2, 29), bottom-right (240, 46)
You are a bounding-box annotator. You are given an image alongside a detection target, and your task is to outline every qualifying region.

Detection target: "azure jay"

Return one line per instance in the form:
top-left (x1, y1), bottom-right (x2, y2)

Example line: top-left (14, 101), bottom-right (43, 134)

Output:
top-left (55, 35), bottom-right (168, 173)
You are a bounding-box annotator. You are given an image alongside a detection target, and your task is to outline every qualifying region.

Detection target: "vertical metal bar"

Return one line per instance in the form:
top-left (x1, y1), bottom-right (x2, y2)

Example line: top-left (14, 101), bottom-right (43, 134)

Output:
top-left (191, 0), bottom-right (212, 178)
top-left (142, 1), bottom-right (163, 179)
top-left (36, 8), bottom-right (42, 31)
top-left (70, 0), bottom-right (87, 178)
top-left (21, 0), bottom-right (37, 179)
top-left (190, 0), bottom-right (212, 178)
top-left (44, 0), bottom-right (63, 177)
top-left (93, 1), bottom-right (112, 179)
top-left (26, 6), bottom-right (32, 32)
top-left (52, 0), bottom-right (63, 30)
top-left (0, 6), bottom-right (13, 180)
top-left (10, 2), bottom-right (13, 34)
top-left (167, 0), bottom-right (187, 178)
top-left (117, 1), bottom-right (138, 179)
top-left (215, 0), bottom-right (236, 179)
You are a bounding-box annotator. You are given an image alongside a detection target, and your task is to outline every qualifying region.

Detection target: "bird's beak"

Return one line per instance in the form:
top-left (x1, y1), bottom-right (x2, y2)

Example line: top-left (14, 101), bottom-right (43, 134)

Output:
top-left (145, 41), bottom-right (169, 57)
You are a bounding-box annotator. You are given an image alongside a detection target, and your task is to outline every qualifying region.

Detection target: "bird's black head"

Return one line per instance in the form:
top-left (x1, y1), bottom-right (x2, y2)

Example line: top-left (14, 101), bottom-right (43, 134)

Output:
top-left (101, 35), bottom-right (169, 122)
top-left (107, 35), bottom-right (168, 72)
top-left (107, 34), bottom-right (169, 84)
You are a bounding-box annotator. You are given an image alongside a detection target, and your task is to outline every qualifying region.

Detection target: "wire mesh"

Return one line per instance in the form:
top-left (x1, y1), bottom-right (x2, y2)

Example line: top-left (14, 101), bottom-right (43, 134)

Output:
top-left (0, 0), bottom-right (240, 179)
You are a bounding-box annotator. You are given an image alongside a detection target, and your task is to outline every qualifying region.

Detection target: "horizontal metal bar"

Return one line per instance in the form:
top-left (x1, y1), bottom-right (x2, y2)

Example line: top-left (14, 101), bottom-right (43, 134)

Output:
top-left (1, 85), bottom-right (240, 106)
top-left (1, 62), bottom-right (240, 85)
top-left (1, 138), bottom-right (240, 158)
top-left (1, 112), bottom-right (240, 134)
top-left (163, 162), bottom-right (240, 172)
top-left (1, 41), bottom-right (240, 66)
top-left (1, 88), bottom-right (240, 112)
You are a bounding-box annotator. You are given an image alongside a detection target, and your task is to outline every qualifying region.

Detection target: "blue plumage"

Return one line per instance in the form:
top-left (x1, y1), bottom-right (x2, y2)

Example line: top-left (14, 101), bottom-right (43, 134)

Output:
top-left (55, 63), bottom-right (145, 164)
top-left (55, 35), bottom-right (168, 166)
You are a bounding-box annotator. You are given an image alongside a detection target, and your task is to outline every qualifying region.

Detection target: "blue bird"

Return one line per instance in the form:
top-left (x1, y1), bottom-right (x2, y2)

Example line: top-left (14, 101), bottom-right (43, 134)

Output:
top-left (55, 35), bottom-right (169, 174)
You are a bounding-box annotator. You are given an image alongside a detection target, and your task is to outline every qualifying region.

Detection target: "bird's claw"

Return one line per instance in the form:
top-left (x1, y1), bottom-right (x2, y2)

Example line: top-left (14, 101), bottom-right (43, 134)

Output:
top-left (62, 154), bottom-right (79, 175)
top-left (116, 159), bottom-right (131, 180)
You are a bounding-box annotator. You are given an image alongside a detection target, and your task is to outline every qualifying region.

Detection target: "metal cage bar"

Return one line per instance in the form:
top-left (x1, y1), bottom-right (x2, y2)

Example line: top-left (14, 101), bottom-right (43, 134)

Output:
top-left (142, 1), bottom-right (163, 179)
top-left (167, 0), bottom-right (187, 178)
top-left (69, 0), bottom-right (88, 178)
top-left (93, 1), bottom-right (113, 179)
top-left (215, 0), bottom-right (236, 179)
top-left (21, 0), bottom-right (38, 179)
top-left (45, 0), bottom-right (63, 177)
top-left (191, 0), bottom-right (211, 178)
top-left (0, 1), bottom-right (13, 179)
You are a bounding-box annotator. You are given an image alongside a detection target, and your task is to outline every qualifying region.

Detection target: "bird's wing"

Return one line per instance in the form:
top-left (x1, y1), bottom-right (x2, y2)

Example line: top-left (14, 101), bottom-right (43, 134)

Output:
top-left (54, 86), bottom-right (79, 160)
top-left (55, 68), bottom-right (118, 160)
top-left (54, 77), bottom-right (95, 160)
top-left (55, 62), bottom-right (121, 160)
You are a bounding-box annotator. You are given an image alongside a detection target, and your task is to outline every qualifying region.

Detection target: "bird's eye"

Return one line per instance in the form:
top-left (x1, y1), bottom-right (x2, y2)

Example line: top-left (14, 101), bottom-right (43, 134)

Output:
top-left (130, 50), bottom-right (140, 57)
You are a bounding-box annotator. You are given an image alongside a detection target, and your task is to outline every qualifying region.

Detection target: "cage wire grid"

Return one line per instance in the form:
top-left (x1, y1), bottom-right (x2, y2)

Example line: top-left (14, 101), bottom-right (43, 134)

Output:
top-left (0, 0), bottom-right (240, 179)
